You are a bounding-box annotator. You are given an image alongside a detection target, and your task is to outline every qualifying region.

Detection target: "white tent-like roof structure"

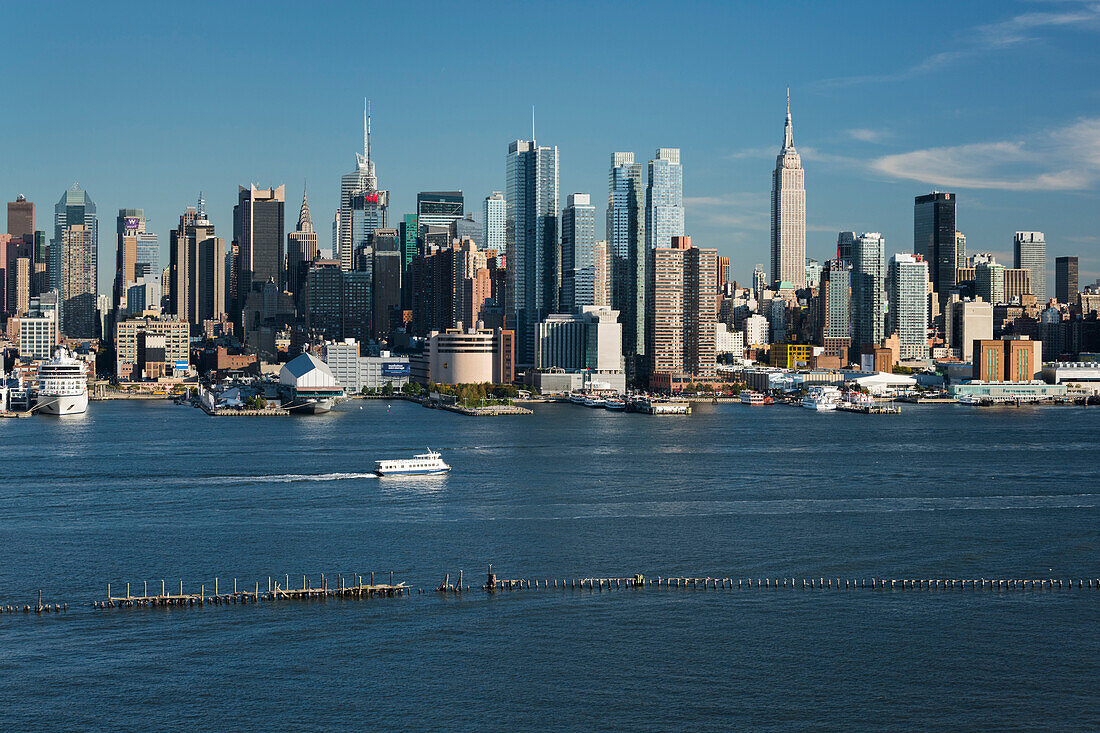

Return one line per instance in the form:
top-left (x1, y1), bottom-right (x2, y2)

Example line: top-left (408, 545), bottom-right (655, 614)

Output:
top-left (279, 352), bottom-right (338, 389)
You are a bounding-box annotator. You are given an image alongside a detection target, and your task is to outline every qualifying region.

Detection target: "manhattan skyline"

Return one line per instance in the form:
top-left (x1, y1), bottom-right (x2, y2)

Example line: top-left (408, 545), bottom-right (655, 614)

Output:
top-left (4, 1), bottom-right (1100, 294)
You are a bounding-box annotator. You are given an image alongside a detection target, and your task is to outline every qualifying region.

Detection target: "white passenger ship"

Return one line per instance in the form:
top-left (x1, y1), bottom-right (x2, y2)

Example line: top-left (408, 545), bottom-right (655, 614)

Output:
top-left (36, 347), bottom-right (89, 416)
top-left (801, 385), bottom-right (841, 411)
top-left (374, 448), bottom-right (451, 476)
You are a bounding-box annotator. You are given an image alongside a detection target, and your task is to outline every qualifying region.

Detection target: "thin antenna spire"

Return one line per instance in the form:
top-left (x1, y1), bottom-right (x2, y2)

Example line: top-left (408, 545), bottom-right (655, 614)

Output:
top-left (786, 87), bottom-right (790, 116)
top-left (367, 100), bottom-right (372, 164)
top-left (363, 98), bottom-right (369, 158)
top-left (531, 105), bottom-right (535, 142)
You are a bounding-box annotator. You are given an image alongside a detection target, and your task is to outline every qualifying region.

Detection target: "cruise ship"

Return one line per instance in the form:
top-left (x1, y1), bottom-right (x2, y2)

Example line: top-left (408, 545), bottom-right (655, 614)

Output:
top-left (801, 385), bottom-right (841, 411)
top-left (35, 347), bottom-right (88, 416)
top-left (374, 448), bottom-right (451, 476)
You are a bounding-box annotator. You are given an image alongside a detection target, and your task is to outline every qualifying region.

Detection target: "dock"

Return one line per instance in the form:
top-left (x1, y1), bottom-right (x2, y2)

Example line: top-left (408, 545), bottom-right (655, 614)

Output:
top-left (3, 566), bottom-right (1097, 622)
top-left (92, 572), bottom-right (409, 609)
top-left (837, 403), bottom-right (900, 414)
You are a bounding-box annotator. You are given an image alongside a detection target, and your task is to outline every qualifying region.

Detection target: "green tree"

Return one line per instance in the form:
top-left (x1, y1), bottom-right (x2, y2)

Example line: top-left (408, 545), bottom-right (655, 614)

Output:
top-left (381, 382), bottom-right (395, 396)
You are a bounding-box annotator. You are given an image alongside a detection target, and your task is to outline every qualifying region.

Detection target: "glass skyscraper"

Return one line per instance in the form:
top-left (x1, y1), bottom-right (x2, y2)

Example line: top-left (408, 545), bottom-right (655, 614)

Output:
top-left (52, 184), bottom-right (97, 295)
top-left (560, 193), bottom-right (596, 312)
top-left (506, 139), bottom-right (559, 365)
top-left (608, 153), bottom-right (645, 367)
top-left (913, 191), bottom-right (958, 304)
top-left (483, 192), bottom-right (506, 254)
top-left (851, 232), bottom-right (885, 348)
top-left (645, 148), bottom-right (684, 250)
top-left (887, 253), bottom-right (930, 360)
top-left (1013, 231), bottom-right (1046, 303)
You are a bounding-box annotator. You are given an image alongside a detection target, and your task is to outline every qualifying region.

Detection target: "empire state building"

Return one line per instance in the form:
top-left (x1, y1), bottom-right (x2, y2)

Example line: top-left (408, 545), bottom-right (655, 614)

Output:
top-left (770, 92), bottom-right (806, 288)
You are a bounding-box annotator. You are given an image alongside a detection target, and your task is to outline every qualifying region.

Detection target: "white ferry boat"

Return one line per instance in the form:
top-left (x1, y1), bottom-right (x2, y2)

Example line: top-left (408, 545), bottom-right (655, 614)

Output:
top-left (801, 385), bottom-right (841, 411)
top-left (374, 448), bottom-right (451, 476)
top-left (583, 396), bottom-right (606, 408)
top-left (604, 397), bottom-right (626, 411)
top-left (568, 393), bottom-right (587, 405)
top-left (36, 347), bottom-right (88, 416)
top-left (740, 390), bottom-right (771, 405)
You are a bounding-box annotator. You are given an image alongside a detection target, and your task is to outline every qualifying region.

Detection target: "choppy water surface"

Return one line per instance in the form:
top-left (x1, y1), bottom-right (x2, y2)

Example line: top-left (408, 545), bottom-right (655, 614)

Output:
top-left (1, 400), bottom-right (1097, 730)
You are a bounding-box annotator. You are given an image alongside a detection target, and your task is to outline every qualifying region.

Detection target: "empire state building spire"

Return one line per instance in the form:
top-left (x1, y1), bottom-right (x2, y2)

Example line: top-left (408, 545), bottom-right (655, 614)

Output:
top-left (770, 90), bottom-right (806, 288)
top-left (783, 87), bottom-right (794, 150)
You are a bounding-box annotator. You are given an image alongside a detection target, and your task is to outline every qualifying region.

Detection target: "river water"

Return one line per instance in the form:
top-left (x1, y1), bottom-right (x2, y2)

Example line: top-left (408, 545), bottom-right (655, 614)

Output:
top-left (1, 399), bottom-right (1097, 730)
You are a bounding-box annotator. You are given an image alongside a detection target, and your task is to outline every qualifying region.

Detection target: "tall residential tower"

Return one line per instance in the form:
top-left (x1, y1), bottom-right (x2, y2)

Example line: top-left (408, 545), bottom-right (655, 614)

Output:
top-left (506, 138), bottom-right (559, 365)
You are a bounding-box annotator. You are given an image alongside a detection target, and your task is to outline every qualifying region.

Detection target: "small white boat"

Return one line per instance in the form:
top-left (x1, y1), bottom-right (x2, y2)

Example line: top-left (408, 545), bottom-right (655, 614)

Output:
top-left (374, 448), bottom-right (451, 476)
top-left (583, 396), bottom-right (606, 407)
top-left (604, 397), bottom-right (626, 411)
top-left (569, 393), bottom-right (587, 405)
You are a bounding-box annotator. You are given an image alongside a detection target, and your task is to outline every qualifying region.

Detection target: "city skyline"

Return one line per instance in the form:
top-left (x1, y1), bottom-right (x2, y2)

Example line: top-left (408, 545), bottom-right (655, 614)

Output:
top-left (3, 2), bottom-right (1098, 294)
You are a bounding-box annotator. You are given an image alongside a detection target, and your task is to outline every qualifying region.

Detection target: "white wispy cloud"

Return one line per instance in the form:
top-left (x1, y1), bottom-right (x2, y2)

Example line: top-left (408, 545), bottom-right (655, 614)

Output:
top-left (816, 2), bottom-right (1100, 88)
top-left (685, 193), bottom-right (769, 230)
top-left (846, 128), bottom-right (889, 143)
top-left (870, 117), bottom-right (1100, 191)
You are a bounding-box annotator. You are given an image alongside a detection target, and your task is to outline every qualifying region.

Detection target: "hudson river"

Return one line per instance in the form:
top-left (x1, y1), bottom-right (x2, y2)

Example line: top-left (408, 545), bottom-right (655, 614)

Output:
top-left (2, 400), bottom-right (1097, 730)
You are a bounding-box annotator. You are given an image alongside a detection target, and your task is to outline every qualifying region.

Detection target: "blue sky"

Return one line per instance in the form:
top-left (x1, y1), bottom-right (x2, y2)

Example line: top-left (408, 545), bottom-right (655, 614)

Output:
top-left (4, 0), bottom-right (1099, 294)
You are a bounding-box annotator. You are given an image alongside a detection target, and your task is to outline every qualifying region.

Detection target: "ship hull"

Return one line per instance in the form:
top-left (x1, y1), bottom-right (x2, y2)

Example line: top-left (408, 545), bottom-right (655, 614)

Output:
top-left (37, 392), bottom-right (89, 416)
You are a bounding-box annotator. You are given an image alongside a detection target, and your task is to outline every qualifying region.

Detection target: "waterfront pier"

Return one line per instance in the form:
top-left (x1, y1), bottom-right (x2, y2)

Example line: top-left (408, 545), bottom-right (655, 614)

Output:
top-left (92, 572), bottom-right (410, 610)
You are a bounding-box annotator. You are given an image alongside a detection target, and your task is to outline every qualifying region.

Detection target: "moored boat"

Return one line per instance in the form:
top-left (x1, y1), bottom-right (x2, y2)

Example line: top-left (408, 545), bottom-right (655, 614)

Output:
top-left (35, 347), bottom-right (89, 416)
top-left (740, 390), bottom-right (771, 405)
top-left (801, 385), bottom-right (841, 411)
top-left (604, 397), bottom-right (626, 411)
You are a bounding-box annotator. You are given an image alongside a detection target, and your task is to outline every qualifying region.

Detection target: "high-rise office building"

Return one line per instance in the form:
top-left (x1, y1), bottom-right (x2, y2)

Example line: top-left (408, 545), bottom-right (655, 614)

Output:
top-left (1003, 267), bottom-right (1031, 303)
top-left (717, 257), bottom-right (730, 292)
top-left (771, 94), bottom-right (806, 287)
top-left (113, 209), bottom-right (157, 313)
top-left (805, 258), bottom-right (822, 289)
top-left (232, 184), bottom-right (285, 320)
top-left (913, 191), bottom-right (957, 303)
top-left (483, 192), bottom-right (505, 254)
top-left (506, 139), bottom-right (559, 364)
top-left (170, 196), bottom-right (225, 329)
top-left (1013, 231), bottom-right (1046, 303)
top-left (561, 193), bottom-right (596, 312)
top-left (608, 152), bottom-right (646, 371)
top-left (945, 297), bottom-right (993, 362)
top-left (51, 184), bottom-right (97, 296)
top-left (371, 228), bottom-right (402, 339)
top-left (836, 231), bottom-right (855, 265)
top-left (417, 192), bottom-right (463, 231)
top-left (400, 213), bottom-right (418, 268)
top-left (851, 232), bottom-right (885, 349)
top-left (287, 187), bottom-right (318, 315)
top-left (975, 261), bottom-right (1005, 305)
top-left (60, 224), bottom-right (95, 338)
top-left (646, 236), bottom-right (717, 386)
top-left (8, 195), bottom-right (34, 239)
top-left (1055, 256), bottom-right (1079, 304)
top-left (307, 259), bottom-right (371, 343)
top-left (337, 101), bottom-right (386, 271)
top-left (645, 148), bottom-right (684, 250)
top-left (594, 240), bottom-right (611, 308)
top-left (887, 253), bottom-right (930, 361)
top-left (752, 264), bottom-right (766, 300)
top-left (819, 260), bottom-right (851, 360)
